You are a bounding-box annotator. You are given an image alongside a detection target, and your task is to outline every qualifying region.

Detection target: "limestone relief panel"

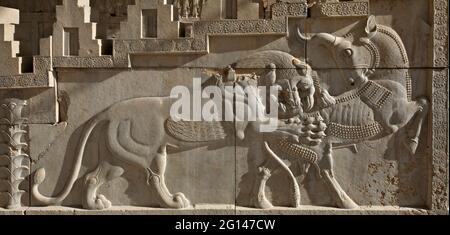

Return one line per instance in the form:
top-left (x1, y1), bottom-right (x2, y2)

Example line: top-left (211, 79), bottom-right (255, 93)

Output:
top-left (0, 0), bottom-right (447, 215)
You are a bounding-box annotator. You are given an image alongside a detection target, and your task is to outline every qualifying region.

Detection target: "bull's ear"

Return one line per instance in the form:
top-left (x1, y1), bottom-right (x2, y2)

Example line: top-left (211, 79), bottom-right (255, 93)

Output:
top-left (365, 15), bottom-right (378, 39)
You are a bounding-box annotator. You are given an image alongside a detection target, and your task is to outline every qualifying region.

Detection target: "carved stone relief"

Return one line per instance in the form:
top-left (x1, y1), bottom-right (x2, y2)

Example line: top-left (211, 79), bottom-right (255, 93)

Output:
top-left (0, 0), bottom-right (448, 215)
top-left (0, 98), bottom-right (29, 209)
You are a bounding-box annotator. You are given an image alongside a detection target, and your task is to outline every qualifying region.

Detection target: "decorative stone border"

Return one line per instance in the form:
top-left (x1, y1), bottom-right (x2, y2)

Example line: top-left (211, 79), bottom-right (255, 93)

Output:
top-left (430, 0), bottom-right (449, 213)
top-left (311, 0), bottom-right (370, 18)
top-left (271, 2), bottom-right (308, 20)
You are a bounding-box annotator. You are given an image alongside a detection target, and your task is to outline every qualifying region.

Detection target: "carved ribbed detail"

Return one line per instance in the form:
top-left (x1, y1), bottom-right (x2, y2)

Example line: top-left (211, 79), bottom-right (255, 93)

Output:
top-left (165, 117), bottom-right (229, 142)
top-left (328, 122), bottom-right (383, 140)
top-left (278, 138), bottom-right (318, 164)
top-left (334, 89), bottom-right (362, 104)
top-left (334, 80), bottom-right (392, 109)
top-left (362, 40), bottom-right (381, 68)
top-left (377, 25), bottom-right (412, 101)
top-left (359, 80), bottom-right (392, 109)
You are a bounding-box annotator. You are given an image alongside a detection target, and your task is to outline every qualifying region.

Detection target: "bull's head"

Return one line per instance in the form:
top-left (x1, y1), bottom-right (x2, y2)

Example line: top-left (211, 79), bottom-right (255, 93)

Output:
top-left (297, 16), bottom-right (379, 88)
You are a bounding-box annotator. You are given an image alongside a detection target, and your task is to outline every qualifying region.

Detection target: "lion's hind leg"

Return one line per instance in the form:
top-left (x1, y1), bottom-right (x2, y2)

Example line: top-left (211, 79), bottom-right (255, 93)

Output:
top-left (262, 141), bottom-right (301, 208)
top-left (252, 163), bottom-right (274, 209)
top-left (82, 161), bottom-right (124, 210)
top-left (146, 144), bottom-right (191, 209)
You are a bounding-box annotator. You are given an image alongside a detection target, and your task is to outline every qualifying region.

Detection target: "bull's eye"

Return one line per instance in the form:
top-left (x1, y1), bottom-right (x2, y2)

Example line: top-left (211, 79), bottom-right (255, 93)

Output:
top-left (343, 48), bottom-right (353, 57)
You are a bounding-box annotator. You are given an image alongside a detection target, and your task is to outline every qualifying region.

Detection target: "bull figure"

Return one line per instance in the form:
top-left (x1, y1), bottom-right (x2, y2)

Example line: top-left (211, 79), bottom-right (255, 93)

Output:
top-left (252, 16), bottom-right (429, 209)
top-left (297, 16), bottom-right (428, 155)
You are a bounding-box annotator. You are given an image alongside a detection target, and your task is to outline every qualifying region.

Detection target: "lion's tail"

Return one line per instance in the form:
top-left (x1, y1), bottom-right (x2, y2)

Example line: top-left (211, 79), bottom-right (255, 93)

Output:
top-left (32, 115), bottom-right (106, 205)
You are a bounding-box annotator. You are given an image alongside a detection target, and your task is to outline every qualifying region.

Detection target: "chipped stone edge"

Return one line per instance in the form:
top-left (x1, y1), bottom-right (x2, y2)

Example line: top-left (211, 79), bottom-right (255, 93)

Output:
top-left (1, 205), bottom-right (446, 215)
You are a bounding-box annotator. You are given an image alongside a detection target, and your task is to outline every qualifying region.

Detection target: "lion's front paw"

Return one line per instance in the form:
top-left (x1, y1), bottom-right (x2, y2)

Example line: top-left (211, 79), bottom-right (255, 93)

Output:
top-left (92, 194), bottom-right (112, 210)
top-left (173, 192), bottom-right (191, 209)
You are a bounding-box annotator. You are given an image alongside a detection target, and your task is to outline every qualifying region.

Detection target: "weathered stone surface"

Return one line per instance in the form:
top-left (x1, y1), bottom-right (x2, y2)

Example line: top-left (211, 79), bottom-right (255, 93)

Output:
top-left (0, 86), bottom-right (58, 124)
top-left (236, 206), bottom-right (429, 215)
top-left (0, 0), bottom-right (448, 215)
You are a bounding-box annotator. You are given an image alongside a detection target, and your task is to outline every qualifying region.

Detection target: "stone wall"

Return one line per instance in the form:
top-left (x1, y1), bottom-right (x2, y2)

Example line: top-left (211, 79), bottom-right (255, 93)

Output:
top-left (0, 0), bottom-right (448, 215)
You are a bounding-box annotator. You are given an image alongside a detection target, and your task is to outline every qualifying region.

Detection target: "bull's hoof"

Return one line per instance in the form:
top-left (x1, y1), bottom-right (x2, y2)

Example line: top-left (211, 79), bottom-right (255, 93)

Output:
top-left (339, 199), bottom-right (359, 209)
top-left (256, 200), bottom-right (274, 209)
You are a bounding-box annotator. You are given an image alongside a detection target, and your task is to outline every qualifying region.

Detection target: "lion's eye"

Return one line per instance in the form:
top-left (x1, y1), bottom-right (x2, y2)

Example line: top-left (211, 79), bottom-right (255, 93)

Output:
top-left (343, 48), bottom-right (353, 57)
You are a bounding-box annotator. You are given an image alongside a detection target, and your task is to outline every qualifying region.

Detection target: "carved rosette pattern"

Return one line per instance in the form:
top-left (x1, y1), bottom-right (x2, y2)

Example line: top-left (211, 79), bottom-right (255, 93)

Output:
top-left (328, 122), bottom-right (383, 140)
top-left (271, 2), bottom-right (307, 20)
top-left (433, 0), bottom-right (449, 68)
top-left (0, 98), bottom-right (29, 209)
top-left (431, 69), bottom-right (448, 212)
top-left (312, 1), bottom-right (370, 17)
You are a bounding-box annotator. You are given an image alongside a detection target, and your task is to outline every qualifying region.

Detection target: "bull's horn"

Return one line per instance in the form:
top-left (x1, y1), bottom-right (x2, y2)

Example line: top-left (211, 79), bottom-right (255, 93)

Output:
top-left (297, 27), bottom-right (338, 46)
top-left (297, 26), bottom-right (313, 41)
top-left (314, 33), bottom-right (338, 46)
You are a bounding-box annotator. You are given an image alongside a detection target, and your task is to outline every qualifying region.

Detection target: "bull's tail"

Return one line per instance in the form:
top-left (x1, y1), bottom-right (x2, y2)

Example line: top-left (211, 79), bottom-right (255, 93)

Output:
top-left (32, 116), bottom-right (106, 205)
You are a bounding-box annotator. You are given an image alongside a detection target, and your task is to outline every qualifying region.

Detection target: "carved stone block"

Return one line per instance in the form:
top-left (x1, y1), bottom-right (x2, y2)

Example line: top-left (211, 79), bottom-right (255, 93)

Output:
top-left (200, 0), bottom-right (224, 19)
top-left (236, 0), bottom-right (260, 20)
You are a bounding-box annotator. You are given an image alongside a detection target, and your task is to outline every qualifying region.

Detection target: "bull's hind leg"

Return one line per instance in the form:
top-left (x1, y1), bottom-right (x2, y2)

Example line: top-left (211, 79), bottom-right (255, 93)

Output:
top-left (83, 161), bottom-right (124, 210)
top-left (146, 144), bottom-right (191, 209)
top-left (321, 143), bottom-right (358, 209)
top-left (403, 97), bottom-right (429, 154)
top-left (323, 171), bottom-right (358, 209)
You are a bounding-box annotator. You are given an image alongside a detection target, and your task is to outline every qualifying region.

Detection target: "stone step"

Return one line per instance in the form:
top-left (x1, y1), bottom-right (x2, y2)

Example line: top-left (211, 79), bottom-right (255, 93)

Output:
top-left (0, 40), bottom-right (20, 58)
top-left (0, 24), bottom-right (15, 42)
top-left (120, 0), bottom-right (179, 39)
top-left (0, 6), bottom-right (19, 25)
top-left (53, 0), bottom-right (102, 57)
top-left (0, 7), bottom-right (23, 76)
